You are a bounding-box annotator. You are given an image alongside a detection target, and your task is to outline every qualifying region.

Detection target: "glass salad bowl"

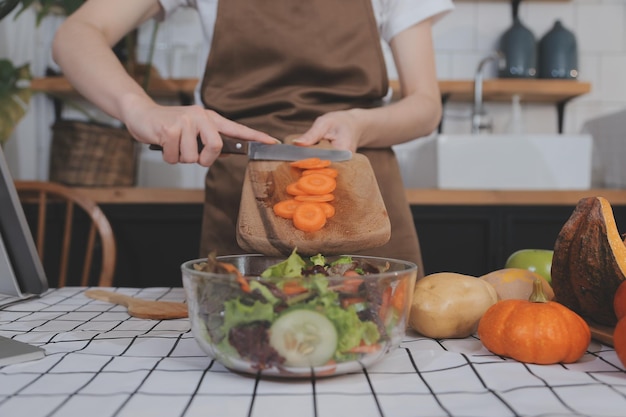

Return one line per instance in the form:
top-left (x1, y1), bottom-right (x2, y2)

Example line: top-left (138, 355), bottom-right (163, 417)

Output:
top-left (181, 252), bottom-right (417, 378)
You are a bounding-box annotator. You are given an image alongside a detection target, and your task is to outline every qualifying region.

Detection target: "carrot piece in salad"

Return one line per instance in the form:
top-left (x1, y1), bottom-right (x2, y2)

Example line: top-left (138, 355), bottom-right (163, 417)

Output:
top-left (390, 278), bottom-right (410, 312)
top-left (219, 261), bottom-right (251, 293)
top-left (282, 280), bottom-right (309, 295)
top-left (347, 343), bottom-right (382, 354)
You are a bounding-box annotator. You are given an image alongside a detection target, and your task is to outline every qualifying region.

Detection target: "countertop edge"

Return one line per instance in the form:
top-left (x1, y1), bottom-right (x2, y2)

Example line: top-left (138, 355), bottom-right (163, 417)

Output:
top-left (71, 187), bottom-right (626, 206)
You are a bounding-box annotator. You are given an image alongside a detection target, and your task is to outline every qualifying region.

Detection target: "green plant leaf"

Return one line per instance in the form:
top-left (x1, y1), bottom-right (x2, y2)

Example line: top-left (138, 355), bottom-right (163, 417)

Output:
top-left (0, 60), bottom-right (32, 145)
top-left (0, 0), bottom-right (20, 20)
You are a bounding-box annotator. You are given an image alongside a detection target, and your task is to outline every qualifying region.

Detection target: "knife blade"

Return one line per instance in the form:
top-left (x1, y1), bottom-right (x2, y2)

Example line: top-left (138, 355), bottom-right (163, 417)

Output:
top-left (149, 136), bottom-right (352, 162)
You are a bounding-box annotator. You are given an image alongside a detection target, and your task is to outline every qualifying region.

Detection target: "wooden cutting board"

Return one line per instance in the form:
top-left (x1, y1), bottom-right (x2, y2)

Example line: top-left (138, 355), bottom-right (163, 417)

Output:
top-left (237, 153), bottom-right (391, 256)
top-left (586, 319), bottom-right (614, 347)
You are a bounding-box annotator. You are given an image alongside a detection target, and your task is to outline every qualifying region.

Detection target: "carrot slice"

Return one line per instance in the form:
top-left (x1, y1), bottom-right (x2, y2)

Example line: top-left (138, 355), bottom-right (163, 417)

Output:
top-left (282, 280), bottom-right (308, 295)
top-left (292, 203), bottom-right (326, 232)
top-left (297, 173), bottom-right (336, 195)
top-left (336, 276), bottom-right (364, 293)
top-left (318, 202), bottom-right (335, 218)
top-left (379, 286), bottom-right (393, 319)
top-left (273, 199), bottom-right (301, 219)
top-left (219, 261), bottom-right (251, 293)
top-left (390, 278), bottom-right (409, 312)
top-left (286, 182), bottom-right (306, 196)
top-left (347, 343), bottom-right (382, 354)
top-left (290, 157), bottom-right (332, 170)
top-left (341, 297), bottom-right (367, 308)
top-left (294, 194), bottom-right (334, 203)
top-left (302, 168), bottom-right (339, 178)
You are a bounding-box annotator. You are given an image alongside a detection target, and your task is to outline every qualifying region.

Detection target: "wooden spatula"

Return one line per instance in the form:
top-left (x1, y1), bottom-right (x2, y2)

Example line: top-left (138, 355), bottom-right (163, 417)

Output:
top-left (84, 289), bottom-right (188, 320)
top-left (585, 318), bottom-right (614, 347)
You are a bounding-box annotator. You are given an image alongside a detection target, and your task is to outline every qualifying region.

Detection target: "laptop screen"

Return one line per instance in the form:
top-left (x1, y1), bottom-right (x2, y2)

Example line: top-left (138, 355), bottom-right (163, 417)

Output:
top-left (0, 147), bottom-right (48, 299)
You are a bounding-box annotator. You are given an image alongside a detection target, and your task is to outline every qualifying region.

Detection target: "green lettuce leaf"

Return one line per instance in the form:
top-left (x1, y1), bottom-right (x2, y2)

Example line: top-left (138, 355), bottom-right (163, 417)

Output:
top-left (260, 248), bottom-right (306, 280)
top-left (221, 298), bottom-right (275, 332)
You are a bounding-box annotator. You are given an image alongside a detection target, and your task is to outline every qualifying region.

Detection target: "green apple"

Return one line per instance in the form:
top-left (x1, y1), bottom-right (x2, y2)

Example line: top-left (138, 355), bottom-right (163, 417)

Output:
top-left (504, 249), bottom-right (554, 284)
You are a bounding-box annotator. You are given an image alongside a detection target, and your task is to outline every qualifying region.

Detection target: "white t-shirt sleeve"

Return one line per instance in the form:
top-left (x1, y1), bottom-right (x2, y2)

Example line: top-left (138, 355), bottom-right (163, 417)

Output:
top-left (380, 0), bottom-right (454, 43)
top-left (158, 0), bottom-right (196, 19)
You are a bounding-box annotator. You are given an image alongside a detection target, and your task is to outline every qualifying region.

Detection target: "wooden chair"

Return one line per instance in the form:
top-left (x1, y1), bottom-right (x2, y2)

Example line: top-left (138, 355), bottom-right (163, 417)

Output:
top-left (14, 181), bottom-right (117, 287)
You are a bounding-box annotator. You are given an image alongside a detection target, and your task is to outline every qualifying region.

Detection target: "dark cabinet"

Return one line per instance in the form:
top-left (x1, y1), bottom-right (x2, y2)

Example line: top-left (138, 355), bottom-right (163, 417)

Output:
top-left (412, 204), bottom-right (626, 277)
top-left (27, 202), bottom-right (623, 287)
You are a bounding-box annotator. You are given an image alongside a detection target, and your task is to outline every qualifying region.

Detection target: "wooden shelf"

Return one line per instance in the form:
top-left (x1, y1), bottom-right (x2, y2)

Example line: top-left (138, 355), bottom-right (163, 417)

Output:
top-left (30, 77), bottom-right (591, 106)
top-left (438, 79), bottom-right (590, 104)
top-left (29, 76), bottom-right (198, 101)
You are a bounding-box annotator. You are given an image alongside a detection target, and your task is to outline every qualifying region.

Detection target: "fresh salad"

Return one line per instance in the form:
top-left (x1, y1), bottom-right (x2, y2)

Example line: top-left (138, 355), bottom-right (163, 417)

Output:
top-left (188, 250), bottom-right (411, 373)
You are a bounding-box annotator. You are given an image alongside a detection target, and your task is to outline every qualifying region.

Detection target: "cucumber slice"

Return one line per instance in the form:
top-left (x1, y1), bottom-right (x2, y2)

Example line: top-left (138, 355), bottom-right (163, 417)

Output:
top-left (269, 309), bottom-right (338, 367)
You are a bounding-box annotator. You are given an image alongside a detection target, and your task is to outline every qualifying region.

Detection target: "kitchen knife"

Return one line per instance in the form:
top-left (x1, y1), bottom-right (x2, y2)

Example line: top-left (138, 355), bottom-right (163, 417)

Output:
top-left (149, 136), bottom-right (352, 162)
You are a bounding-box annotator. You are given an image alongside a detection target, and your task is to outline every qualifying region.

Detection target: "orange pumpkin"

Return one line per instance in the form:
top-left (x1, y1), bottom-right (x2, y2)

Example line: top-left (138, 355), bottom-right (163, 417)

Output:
top-left (614, 280), bottom-right (626, 321)
top-left (477, 279), bottom-right (590, 364)
top-left (613, 281), bottom-right (626, 367)
top-left (614, 318), bottom-right (626, 368)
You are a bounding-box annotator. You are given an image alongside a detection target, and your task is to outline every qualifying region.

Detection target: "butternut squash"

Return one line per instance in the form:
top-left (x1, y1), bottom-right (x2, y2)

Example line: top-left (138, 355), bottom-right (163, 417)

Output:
top-left (480, 268), bottom-right (554, 301)
top-left (409, 272), bottom-right (498, 339)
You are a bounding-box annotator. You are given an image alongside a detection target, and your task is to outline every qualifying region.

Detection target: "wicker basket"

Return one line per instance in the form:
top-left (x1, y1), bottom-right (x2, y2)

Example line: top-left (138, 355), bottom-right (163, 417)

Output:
top-left (49, 120), bottom-right (139, 187)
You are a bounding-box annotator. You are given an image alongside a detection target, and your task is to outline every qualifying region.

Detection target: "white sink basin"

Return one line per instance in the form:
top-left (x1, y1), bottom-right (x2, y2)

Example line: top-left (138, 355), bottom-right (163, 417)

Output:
top-left (394, 133), bottom-right (592, 190)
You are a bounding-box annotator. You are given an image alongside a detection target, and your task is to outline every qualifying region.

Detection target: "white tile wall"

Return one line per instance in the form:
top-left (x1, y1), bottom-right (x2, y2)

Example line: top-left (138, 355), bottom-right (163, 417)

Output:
top-left (432, 0), bottom-right (626, 136)
top-left (1, 1), bottom-right (625, 186)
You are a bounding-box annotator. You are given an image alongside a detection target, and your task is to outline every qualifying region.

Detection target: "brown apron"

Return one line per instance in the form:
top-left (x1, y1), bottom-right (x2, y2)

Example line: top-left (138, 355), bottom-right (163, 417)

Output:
top-left (199, 0), bottom-right (424, 275)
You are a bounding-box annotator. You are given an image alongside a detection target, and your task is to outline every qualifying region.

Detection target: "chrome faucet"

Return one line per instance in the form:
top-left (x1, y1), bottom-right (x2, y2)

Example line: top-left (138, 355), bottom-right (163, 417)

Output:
top-left (472, 52), bottom-right (505, 134)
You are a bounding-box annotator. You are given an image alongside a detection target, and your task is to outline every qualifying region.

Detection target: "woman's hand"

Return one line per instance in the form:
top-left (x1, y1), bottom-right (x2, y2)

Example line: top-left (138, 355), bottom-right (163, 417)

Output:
top-left (291, 109), bottom-right (364, 153)
top-left (122, 101), bottom-right (277, 167)
top-left (294, 18), bottom-right (443, 151)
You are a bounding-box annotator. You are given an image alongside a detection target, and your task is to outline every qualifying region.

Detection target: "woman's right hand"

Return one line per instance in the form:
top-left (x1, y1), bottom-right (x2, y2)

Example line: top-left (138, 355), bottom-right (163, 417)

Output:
top-left (52, 0), bottom-right (277, 168)
top-left (122, 99), bottom-right (277, 167)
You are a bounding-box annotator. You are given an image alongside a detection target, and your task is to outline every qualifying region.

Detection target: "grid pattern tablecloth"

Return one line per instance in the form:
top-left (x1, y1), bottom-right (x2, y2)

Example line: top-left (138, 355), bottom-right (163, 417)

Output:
top-left (1, 287), bottom-right (626, 417)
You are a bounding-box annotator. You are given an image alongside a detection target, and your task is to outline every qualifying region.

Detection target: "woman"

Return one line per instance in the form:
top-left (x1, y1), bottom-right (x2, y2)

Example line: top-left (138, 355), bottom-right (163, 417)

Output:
top-left (52, 0), bottom-right (453, 275)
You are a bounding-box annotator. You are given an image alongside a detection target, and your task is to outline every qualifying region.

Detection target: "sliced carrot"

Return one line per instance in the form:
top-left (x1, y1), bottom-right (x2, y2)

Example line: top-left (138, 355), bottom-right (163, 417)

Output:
top-left (219, 261), bottom-right (251, 293)
top-left (273, 199), bottom-right (301, 219)
top-left (294, 194), bottom-right (334, 203)
top-left (276, 158), bottom-right (337, 232)
top-left (292, 203), bottom-right (326, 232)
top-left (340, 277), bottom-right (364, 293)
top-left (379, 286), bottom-right (392, 319)
top-left (290, 157), bottom-right (332, 170)
top-left (282, 280), bottom-right (308, 295)
top-left (318, 202), bottom-right (335, 218)
top-left (347, 343), bottom-right (382, 354)
top-left (285, 182), bottom-right (306, 196)
top-left (390, 278), bottom-right (409, 312)
top-left (297, 173), bottom-right (336, 195)
top-left (302, 168), bottom-right (339, 178)
top-left (316, 360), bottom-right (337, 377)
top-left (341, 297), bottom-right (367, 308)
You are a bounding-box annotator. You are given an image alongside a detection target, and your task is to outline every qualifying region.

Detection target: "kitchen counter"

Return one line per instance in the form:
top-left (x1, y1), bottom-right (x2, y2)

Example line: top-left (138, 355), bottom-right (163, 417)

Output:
top-left (74, 187), bottom-right (626, 206)
top-left (1, 287), bottom-right (624, 417)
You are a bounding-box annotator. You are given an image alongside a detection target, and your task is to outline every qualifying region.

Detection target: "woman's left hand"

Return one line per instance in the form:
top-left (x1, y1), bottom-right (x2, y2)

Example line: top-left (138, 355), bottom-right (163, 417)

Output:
top-left (291, 109), bottom-right (364, 153)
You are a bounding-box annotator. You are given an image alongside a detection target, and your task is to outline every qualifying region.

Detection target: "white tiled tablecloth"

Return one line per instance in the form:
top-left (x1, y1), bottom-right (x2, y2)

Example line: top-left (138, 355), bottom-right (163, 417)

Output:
top-left (1, 287), bottom-right (625, 417)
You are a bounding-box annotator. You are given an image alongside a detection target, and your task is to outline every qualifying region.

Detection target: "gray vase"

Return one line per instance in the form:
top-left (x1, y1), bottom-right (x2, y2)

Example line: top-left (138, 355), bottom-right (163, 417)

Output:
top-left (498, 17), bottom-right (537, 78)
top-left (538, 20), bottom-right (579, 79)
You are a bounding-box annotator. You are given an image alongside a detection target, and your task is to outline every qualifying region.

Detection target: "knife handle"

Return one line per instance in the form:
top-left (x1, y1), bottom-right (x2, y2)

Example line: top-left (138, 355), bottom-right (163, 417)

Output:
top-left (220, 136), bottom-right (248, 155)
top-left (148, 136), bottom-right (204, 152)
top-left (148, 135), bottom-right (246, 155)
